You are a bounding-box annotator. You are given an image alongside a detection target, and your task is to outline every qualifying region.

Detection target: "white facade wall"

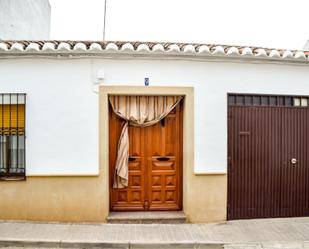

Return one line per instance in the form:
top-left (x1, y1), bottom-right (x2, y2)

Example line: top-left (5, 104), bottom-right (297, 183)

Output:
top-left (1, 57), bottom-right (309, 175)
top-left (0, 59), bottom-right (97, 175)
top-left (0, 0), bottom-right (50, 39)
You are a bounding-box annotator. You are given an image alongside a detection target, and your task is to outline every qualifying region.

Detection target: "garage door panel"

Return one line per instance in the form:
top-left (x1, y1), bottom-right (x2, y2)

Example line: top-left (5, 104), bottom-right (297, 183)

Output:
top-left (228, 94), bottom-right (309, 220)
top-left (280, 108), bottom-right (309, 217)
top-left (228, 106), bottom-right (281, 219)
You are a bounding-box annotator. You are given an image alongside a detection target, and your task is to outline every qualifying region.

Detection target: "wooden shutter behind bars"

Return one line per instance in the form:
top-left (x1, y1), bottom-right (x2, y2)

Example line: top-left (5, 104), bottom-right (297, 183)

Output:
top-left (0, 104), bottom-right (25, 134)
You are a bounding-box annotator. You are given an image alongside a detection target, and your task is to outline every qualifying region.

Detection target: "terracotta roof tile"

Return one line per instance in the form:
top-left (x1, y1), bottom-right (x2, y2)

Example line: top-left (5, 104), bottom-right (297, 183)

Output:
top-left (0, 40), bottom-right (308, 63)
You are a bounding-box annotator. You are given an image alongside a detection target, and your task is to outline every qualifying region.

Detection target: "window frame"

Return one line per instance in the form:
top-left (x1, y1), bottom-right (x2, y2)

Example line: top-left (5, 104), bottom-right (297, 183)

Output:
top-left (0, 93), bottom-right (26, 181)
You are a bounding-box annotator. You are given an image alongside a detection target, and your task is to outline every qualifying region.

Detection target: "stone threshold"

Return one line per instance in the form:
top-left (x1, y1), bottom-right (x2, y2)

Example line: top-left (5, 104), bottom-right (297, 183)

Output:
top-left (107, 211), bottom-right (187, 224)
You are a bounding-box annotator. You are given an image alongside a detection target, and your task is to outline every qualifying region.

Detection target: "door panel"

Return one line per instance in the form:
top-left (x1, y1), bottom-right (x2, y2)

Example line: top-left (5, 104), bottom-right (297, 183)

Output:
top-left (280, 108), bottom-right (309, 217)
top-left (109, 101), bottom-right (183, 211)
top-left (145, 106), bottom-right (182, 210)
top-left (126, 126), bottom-right (145, 209)
top-left (228, 106), bottom-right (281, 219)
top-left (228, 104), bottom-right (309, 220)
top-left (148, 157), bottom-right (179, 210)
top-left (109, 111), bottom-right (145, 210)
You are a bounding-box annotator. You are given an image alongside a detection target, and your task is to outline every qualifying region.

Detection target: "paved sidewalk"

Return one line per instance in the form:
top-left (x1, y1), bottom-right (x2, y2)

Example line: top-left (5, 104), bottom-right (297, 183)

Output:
top-left (1, 217), bottom-right (309, 248)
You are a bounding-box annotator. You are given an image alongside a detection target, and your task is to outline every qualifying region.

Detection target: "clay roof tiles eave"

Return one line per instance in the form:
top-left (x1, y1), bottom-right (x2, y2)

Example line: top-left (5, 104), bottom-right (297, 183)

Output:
top-left (0, 40), bottom-right (308, 63)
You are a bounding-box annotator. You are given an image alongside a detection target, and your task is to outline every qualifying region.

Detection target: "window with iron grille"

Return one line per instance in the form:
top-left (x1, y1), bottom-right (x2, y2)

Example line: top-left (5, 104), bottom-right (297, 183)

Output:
top-left (0, 94), bottom-right (26, 180)
top-left (228, 94), bottom-right (309, 107)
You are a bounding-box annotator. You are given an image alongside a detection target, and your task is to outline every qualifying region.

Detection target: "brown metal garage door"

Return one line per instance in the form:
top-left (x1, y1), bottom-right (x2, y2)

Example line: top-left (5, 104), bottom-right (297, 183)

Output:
top-left (228, 94), bottom-right (309, 220)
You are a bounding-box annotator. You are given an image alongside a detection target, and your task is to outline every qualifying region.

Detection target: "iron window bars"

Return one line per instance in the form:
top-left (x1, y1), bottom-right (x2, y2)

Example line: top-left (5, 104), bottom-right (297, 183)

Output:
top-left (228, 94), bottom-right (309, 107)
top-left (0, 93), bottom-right (26, 180)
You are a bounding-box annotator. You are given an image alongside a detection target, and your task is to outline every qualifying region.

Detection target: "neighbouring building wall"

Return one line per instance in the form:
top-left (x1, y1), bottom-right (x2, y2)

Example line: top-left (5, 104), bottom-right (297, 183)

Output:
top-left (0, 0), bottom-right (50, 40)
top-left (304, 39), bottom-right (309, 50)
top-left (0, 56), bottom-right (309, 222)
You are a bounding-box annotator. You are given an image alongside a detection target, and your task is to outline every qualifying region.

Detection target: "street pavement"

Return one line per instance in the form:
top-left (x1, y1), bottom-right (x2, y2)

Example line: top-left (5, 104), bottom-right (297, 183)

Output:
top-left (1, 217), bottom-right (309, 248)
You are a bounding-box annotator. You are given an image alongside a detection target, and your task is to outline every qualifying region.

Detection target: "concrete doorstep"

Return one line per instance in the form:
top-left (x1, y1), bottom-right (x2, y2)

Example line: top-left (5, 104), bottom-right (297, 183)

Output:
top-left (1, 217), bottom-right (309, 248)
top-left (107, 211), bottom-right (187, 224)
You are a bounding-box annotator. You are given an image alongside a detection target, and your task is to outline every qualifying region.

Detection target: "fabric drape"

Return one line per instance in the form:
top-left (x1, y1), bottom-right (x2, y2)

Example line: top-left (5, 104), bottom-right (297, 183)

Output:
top-left (109, 95), bottom-right (183, 188)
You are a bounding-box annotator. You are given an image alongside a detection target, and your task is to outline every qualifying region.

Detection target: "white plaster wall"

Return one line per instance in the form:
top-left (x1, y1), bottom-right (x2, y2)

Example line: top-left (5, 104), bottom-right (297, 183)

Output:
top-left (0, 59), bottom-right (98, 175)
top-left (0, 0), bottom-right (50, 39)
top-left (1, 57), bottom-right (309, 174)
top-left (92, 59), bottom-right (309, 173)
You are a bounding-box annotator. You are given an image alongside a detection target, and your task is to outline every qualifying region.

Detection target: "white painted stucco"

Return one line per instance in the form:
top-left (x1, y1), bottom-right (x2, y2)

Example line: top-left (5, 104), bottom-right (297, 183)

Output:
top-left (1, 56), bottom-right (309, 174)
top-left (0, 59), bottom-right (98, 175)
top-left (0, 0), bottom-right (50, 39)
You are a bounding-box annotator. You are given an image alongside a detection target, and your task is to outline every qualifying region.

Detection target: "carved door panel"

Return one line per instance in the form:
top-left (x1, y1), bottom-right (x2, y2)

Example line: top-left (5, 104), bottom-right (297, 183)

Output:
top-left (145, 104), bottom-right (182, 210)
top-left (109, 101), bottom-right (183, 211)
top-left (109, 111), bottom-right (146, 210)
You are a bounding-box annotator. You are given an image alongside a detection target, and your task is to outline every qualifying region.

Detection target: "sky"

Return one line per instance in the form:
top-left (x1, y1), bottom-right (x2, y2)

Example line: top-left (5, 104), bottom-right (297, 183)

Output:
top-left (49, 0), bottom-right (309, 50)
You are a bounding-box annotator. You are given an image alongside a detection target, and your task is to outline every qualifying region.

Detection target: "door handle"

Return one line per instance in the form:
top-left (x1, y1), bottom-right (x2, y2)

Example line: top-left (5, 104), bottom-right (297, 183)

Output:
top-left (157, 157), bottom-right (170, 161)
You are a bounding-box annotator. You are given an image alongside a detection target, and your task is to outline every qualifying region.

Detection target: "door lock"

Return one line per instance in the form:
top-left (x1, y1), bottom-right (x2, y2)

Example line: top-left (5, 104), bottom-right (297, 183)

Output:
top-left (291, 158), bottom-right (297, 164)
top-left (144, 200), bottom-right (149, 210)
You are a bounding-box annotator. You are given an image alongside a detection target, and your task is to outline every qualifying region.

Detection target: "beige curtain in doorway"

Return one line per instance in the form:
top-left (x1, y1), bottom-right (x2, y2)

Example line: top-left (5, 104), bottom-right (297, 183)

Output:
top-left (109, 95), bottom-right (183, 188)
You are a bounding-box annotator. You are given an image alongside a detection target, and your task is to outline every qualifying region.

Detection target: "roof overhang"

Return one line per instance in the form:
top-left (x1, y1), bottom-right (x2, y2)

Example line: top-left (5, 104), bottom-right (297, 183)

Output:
top-left (0, 40), bottom-right (308, 65)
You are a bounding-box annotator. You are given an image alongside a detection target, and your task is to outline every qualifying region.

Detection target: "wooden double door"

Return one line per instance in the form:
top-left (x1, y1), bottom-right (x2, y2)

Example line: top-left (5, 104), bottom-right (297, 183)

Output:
top-left (228, 94), bottom-right (309, 220)
top-left (109, 101), bottom-right (183, 211)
